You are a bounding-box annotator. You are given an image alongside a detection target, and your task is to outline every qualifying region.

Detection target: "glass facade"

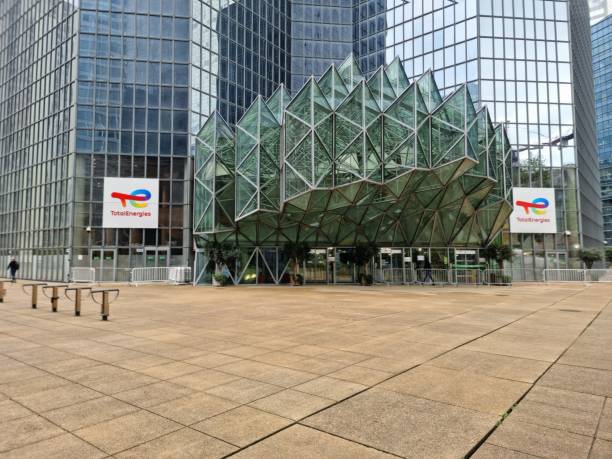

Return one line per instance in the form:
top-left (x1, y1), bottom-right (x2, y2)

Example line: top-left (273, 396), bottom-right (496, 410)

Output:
top-left (193, 56), bottom-right (513, 283)
top-left (71, 0), bottom-right (193, 281)
top-left (593, 14), bottom-right (612, 245)
top-left (0, 1), bottom-right (77, 281)
top-left (352, 0), bottom-right (600, 275)
top-left (291, 0), bottom-right (353, 89)
top-left (0, 0), bottom-right (602, 282)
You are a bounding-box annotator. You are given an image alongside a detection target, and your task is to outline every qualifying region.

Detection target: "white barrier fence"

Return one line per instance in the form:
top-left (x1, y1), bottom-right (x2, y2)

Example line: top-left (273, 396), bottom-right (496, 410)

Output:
top-left (377, 268), bottom-right (512, 286)
top-left (70, 267), bottom-right (96, 283)
top-left (130, 266), bottom-right (192, 285)
top-left (544, 269), bottom-right (612, 283)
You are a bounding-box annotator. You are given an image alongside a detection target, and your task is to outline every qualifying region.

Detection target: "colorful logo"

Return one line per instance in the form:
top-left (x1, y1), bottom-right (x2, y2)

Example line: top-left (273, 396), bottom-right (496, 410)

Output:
top-left (111, 189), bottom-right (151, 208)
top-left (516, 197), bottom-right (549, 215)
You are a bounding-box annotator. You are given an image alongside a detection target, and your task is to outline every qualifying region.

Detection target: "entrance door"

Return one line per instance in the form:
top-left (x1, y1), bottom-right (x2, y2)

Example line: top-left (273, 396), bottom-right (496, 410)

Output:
top-left (91, 248), bottom-right (116, 281)
top-left (454, 249), bottom-right (478, 267)
top-left (334, 248), bottom-right (355, 283)
top-left (144, 247), bottom-right (169, 268)
top-left (546, 252), bottom-right (567, 269)
top-left (380, 249), bottom-right (404, 284)
top-left (305, 249), bottom-right (327, 283)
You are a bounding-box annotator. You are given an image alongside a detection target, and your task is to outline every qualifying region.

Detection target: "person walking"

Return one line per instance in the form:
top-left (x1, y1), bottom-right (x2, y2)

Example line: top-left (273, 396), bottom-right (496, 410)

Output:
top-left (423, 259), bottom-right (435, 285)
top-left (7, 257), bottom-right (19, 283)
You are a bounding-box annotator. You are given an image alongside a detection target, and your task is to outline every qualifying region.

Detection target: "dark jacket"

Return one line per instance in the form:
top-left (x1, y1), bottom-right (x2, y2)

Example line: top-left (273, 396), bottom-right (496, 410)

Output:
top-left (7, 260), bottom-right (19, 273)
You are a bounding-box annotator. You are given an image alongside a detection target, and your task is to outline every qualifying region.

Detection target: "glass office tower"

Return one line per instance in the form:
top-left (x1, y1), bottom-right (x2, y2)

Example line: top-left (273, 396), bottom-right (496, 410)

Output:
top-left (352, 0), bottom-right (602, 276)
top-left (593, 14), bottom-right (612, 245)
top-left (0, 0), bottom-right (292, 281)
top-left (0, 1), bottom-right (77, 281)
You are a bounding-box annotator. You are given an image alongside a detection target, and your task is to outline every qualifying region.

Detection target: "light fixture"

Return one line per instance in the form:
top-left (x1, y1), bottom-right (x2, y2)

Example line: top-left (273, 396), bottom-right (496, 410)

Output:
top-left (564, 230), bottom-right (571, 236)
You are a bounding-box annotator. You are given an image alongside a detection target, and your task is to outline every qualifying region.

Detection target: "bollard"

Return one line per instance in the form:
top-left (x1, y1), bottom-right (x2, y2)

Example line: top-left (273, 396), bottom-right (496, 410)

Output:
top-left (65, 287), bottom-right (92, 316)
top-left (22, 283), bottom-right (47, 309)
top-left (42, 285), bottom-right (69, 312)
top-left (91, 289), bottom-right (119, 321)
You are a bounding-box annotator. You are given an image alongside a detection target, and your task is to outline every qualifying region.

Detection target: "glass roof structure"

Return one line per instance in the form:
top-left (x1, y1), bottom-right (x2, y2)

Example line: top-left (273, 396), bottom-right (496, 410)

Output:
top-left (194, 55), bottom-right (512, 248)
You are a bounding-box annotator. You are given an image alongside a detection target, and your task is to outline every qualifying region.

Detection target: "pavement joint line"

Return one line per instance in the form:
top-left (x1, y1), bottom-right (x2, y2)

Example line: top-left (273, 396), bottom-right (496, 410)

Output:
top-left (222, 286), bottom-right (595, 457)
top-left (464, 292), bottom-right (612, 458)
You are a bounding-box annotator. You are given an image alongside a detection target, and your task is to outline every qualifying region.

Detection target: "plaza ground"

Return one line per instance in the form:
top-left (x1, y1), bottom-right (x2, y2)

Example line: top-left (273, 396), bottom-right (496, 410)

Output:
top-left (0, 281), bottom-right (611, 458)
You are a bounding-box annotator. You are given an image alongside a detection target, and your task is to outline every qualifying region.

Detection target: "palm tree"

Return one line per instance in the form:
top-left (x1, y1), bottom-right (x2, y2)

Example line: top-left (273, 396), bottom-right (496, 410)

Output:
top-left (579, 249), bottom-right (602, 269)
top-left (481, 243), bottom-right (513, 270)
top-left (282, 241), bottom-right (311, 285)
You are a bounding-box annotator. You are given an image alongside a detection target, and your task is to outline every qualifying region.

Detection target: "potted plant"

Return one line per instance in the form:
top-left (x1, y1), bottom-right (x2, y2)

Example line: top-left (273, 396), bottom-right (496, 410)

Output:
top-left (282, 241), bottom-right (311, 286)
top-left (481, 243), bottom-right (513, 284)
top-left (354, 243), bottom-right (379, 285)
top-left (579, 249), bottom-right (602, 269)
top-left (205, 241), bottom-right (235, 287)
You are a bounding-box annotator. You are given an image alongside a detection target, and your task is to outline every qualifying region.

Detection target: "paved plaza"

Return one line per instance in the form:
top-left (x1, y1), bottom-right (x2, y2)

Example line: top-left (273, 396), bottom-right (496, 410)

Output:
top-left (0, 281), bottom-right (611, 458)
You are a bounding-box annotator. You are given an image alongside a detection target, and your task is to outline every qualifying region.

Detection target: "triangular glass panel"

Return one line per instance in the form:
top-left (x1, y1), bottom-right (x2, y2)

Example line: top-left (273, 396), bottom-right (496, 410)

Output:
top-left (417, 71), bottom-right (442, 112)
top-left (338, 54), bottom-right (364, 90)
top-left (385, 57), bottom-right (410, 95)
top-left (367, 67), bottom-right (396, 111)
top-left (318, 65), bottom-right (349, 109)
top-left (266, 84), bottom-right (291, 123)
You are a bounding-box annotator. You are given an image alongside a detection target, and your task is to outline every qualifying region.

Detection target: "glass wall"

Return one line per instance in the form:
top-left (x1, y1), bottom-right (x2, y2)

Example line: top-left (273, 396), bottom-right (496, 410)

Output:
top-left (0, 1), bottom-right (78, 281)
top-left (291, 0), bottom-right (353, 89)
top-left (353, 0), bottom-right (586, 273)
top-left (593, 15), bottom-right (612, 246)
top-left (72, 0), bottom-right (192, 278)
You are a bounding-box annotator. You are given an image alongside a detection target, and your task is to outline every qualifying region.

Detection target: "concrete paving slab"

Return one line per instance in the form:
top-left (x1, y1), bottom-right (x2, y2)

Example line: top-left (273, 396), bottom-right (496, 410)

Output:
top-left (0, 399), bottom-right (34, 423)
top-left (303, 388), bottom-right (499, 458)
top-left (113, 381), bottom-right (195, 408)
top-left (13, 383), bottom-right (100, 412)
top-left (511, 399), bottom-right (600, 436)
top-left (524, 386), bottom-right (605, 414)
top-left (232, 425), bottom-right (394, 458)
top-left (250, 388), bottom-right (335, 420)
top-left (487, 418), bottom-right (592, 459)
top-left (0, 432), bottom-right (106, 459)
top-left (590, 439), bottom-right (612, 459)
top-left (472, 443), bottom-right (539, 458)
top-left (43, 396), bottom-right (139, 431)
top-left (148, 392), bottom-right (238, 425)
top-left (428, 348), bottom-right (550, 383)
top-left (598, 398), bottom-right (612, 441)
top-left (204, 377), bottom-right (284, 404)
top-left (0, 415), bottom-right (64, 453)
top-left (115, 428), bottom-right (237, 458)
top-left (193, 405), bottom-right (292, 447)
top-left (293, 376), bottom-right (367, 401)
top-left (73, 410), bottom-right (182, 455)
top-left (169, 369), bottom-right (240, 392)
top-left (539, 364), bottom-right (612, 397)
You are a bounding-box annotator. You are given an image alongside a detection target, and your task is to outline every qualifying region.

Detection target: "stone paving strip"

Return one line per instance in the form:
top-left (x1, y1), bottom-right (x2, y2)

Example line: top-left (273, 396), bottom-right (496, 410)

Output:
top-left (0, 282), bottom-right (610, 458)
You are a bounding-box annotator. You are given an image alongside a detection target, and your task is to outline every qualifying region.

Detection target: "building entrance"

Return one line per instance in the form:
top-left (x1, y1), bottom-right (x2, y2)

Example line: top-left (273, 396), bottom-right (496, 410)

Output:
top-left (91, 248), bottom-right (116, 281)
top-left (144, 247), bottom-right (169, 268)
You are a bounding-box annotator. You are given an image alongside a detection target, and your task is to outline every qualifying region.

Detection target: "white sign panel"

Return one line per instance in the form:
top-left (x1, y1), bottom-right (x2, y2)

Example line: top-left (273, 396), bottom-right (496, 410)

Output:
top-left (509, 187), bottom-right (557, 234)
top-left (103, 178), bottom-right (159, 228)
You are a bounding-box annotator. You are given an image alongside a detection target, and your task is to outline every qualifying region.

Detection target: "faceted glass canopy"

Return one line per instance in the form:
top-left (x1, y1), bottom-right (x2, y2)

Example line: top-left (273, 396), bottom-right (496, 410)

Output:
top-left (194, 55), bottom-right (513, 247)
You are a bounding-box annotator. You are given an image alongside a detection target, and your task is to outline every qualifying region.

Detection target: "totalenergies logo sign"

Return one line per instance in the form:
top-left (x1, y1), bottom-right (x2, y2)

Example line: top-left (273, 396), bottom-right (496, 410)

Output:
top-left (111, 189), bottom-right (152, 208)
top-left (103, 178), bottom-right (159, 229)
top-left (516, 197), bottom-right (549, 216)
top-left (510, 188), bottom-right (557, 234)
